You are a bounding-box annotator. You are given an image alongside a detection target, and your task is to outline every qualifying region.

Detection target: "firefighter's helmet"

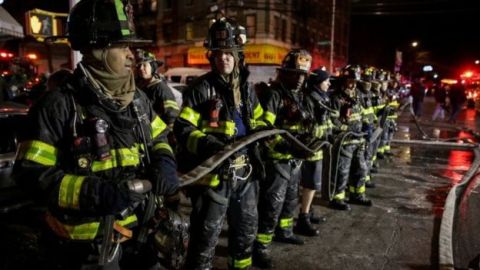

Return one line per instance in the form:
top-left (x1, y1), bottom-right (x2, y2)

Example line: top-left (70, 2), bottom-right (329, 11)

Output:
top-left (341, 64), bottom-right (361, 80)
top-left (67, 0), bottom-right (151, 51)
top-left (204, 18), bottom-right (247, 51)
top-left (278, 49), bottom-right (312, 74)
top-left (136, 49), bottom-right (162, 75)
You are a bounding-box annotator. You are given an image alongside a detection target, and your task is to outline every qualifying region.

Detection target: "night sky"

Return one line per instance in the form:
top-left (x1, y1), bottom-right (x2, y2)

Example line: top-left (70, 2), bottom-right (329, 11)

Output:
top-left (2, 0), bottom-right (479, 78)
top-left (350, 0), bottom-right (480, 77)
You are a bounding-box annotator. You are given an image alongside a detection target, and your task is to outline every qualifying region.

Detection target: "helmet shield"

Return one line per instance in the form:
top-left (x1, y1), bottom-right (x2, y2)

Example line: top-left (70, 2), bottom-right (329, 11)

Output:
top-left (204, 18), bottom-right (246, 51)
top-left (68, 0), bottom-right (151, 51)
top-left (278, 49), bottom-right (312, 74)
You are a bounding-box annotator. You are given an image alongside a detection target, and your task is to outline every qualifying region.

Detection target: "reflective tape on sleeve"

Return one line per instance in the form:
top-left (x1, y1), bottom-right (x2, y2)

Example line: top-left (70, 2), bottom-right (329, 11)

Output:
top-left (179, 106), bottom-right (202, 127)
top-left (253, 103), bottom-right (264, 119)
top-left (187, 130), bottom-right (207, 154)
top-left (263, 111), bottom-right (276, 125)
top-left (151, 116), bottom-right (167, 139)
top-left (58, 175), bottom-right (86, 209)
top-left (153, 142), bottom-right (173, 154)
top-left (19, 140), bottom-right (58, 166)
top-left (164, 100), bottom-right (180, 110)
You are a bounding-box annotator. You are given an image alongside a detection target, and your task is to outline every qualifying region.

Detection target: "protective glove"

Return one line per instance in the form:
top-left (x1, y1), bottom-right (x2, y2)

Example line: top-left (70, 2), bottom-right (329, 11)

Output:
top-left (203, 135), bottom-right (226, 158)
top-left (81, 179), bottom-right (146, 215)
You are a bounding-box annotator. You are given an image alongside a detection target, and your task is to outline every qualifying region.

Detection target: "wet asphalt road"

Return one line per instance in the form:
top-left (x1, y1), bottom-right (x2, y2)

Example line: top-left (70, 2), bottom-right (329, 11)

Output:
top-left (212, 97), bottom-right (478, 269)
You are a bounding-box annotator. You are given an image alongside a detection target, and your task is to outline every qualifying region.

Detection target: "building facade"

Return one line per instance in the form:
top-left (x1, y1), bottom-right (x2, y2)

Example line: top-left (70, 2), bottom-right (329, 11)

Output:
top-left (132, 0), bottom-right (351, 81)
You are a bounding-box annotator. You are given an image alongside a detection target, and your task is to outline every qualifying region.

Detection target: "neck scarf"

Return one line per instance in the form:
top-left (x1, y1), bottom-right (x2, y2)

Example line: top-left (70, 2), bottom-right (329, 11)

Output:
top-left (82, 49), bottom-right (136, 108)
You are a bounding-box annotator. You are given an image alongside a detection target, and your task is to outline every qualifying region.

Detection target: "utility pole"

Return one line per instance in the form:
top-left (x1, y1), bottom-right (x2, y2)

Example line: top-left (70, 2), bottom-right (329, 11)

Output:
top-left (329, 0), bottom-right (336, 73)
top-left (69, 0), bottom-right (81, 69)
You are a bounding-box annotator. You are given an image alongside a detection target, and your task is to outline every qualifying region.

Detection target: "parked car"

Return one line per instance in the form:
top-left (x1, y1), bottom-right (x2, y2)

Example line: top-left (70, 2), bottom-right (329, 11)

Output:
top-left (164, 67), bottom-right (207, 85)
top-left (0, 101), bottom-right (32, 214)
top-left (166, 81), bottom-right (187, 107)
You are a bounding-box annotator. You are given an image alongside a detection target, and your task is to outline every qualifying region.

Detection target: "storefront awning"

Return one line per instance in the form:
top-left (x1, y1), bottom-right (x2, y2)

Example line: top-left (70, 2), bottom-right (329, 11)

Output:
top-left (188, 44), bottom-right (289, 65)
top-left (0, 6), bottom-right (24, 40)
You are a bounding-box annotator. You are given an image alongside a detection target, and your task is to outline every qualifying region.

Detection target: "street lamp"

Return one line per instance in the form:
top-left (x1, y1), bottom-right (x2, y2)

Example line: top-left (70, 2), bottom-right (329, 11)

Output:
top-left (475, 60), bottom-right (480, 65)
top-left (411, 41), bottom-right (419, 48)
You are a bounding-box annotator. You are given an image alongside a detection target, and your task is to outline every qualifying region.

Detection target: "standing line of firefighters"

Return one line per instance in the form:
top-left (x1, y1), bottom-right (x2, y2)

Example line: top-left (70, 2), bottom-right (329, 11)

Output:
top-left (11, 1), bottom-right (405, 269)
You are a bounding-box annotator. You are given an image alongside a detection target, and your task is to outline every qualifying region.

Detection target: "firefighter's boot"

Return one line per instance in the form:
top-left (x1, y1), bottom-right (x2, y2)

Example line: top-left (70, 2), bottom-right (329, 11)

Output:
top-left (294, 213), bottom-right (319, 237)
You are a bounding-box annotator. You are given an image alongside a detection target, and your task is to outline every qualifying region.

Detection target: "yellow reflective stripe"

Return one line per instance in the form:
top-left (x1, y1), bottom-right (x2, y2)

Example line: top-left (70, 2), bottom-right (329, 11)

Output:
top-left (342, 138), bottom-right (365, 145)
top-left (195, 174), bottom-right (220, 187)
top-left (253, 104), bottom-right (264, 119)
top-left (232, 257), bottom-right (252, 269)
top-left (281, 124), bottom-right (301, 132)
top-left (250, 119), bottom-right (268, 129)
top-left (362, 107), bottom-right (375, 116)
top-left (179, 106), bottom-right (201, 127)
top-left (164, 100), bottom-right (179, 110)
top-left (377, 146), bottom-right (385, 154)
top-left (113, 0), bottom-right (130, 36)
top-left (348, 112), bottom-right (362, 122)
top-left (65, 221), bottom-right (100, 240)
top-left (333, 192), bottom-right (345, 200)
top-left (116, 214), bottom-right (138, 227)
top-left (91, 147), bottom-right (140, 172)
top-left (387, 115), bottom-right (398, 119)
top-left (264, 111), bottom-right (276, 125)
top-left (350, 185), bottom-right (366, 194)
top-left (58, 175), bottom-right (86, 210)
top-left (187, 130), bottom-right (207, 154)
top-left (256, 233), bottom-right (273, 244)
top-left (201, 120), bottom-right (236, 136)
top-left (306, 150), bottom-right (323, 161)
top-left (385, 145), bottom-right (391, 151)
top-left (340, 124), bottom-right (349, 131)
top-left (19, 140), bottom-right (58, 166)
top-left (153, 142), bottom-right (173, 154)
top-left (279, 217), bottom-right (293, 228)
top-left (365, 175), bottom-right (371, 182)
top-left (151, 116), bottom-right (167, 139)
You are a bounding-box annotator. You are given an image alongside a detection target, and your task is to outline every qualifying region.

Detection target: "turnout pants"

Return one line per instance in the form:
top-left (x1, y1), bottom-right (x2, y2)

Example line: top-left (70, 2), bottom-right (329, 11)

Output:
top-left (185, 170), bottom-right (258, 270)
top-left (332, 143), bottom-right (368, 201)
top-left (255, 159), bottom-right (300, 250)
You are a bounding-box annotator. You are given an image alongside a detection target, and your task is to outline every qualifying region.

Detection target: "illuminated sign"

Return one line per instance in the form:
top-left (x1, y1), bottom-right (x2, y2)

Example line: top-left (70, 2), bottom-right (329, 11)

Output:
top-left (188, 44), bottom-right (289, 65)
top-left (422, 65), bottom-right (433, 72)
top-left (25, 9), bottom-right (67, 42)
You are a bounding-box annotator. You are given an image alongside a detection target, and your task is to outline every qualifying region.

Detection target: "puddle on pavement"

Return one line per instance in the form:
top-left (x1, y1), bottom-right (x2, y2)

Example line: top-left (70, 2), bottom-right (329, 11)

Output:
top-left (395, 124), bottom-right (476, 218)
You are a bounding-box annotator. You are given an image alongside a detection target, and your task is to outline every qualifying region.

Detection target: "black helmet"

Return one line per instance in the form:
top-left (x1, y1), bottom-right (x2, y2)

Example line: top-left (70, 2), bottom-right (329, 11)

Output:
top-left (278, 49), bottom-right (312, 74)
top-left (204, 18), bottom-right (246, 51)
top-left (341, 64), bottom-right (361, 80)
top-left (135, 49), bottom-right (163, 75)
top-left (67, 0), bottom-right (151, 51)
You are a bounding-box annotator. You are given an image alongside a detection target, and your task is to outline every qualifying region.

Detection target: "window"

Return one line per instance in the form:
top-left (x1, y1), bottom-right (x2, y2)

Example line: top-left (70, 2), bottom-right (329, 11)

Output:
top-left (291, 22), bottom-right (297, 44)
top-left (186, 22), bottom-right (194, 40)
top-left (274, 16), bottom-right (280, 40)
top-left (163, 23), bottom-right (172, 42)
top-left (246, 15), bottom-right (256, 38)
top-left (281, 19), bottom-right (287, 42)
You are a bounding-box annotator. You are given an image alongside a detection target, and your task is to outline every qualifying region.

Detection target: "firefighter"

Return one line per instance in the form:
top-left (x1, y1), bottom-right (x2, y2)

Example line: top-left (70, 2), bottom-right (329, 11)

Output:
top-left (135, 49), bottom-right (179, 128)
top-left (369, 79), bottom-right (386, 172)
top-left (12, 0), bottom-right (179, 269)
top-left (377, 76), bottom-right (396, 159)
top-left (253, 49), bottom-right (313, 269)
top-left (294, 68), bottom-right (333, 237)
top-left (174, 18), bottom-right (266, 270)
top-left (329, 66), bottom-right (372, 211)
top-left (357, 77), bottom-right (376, 188)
